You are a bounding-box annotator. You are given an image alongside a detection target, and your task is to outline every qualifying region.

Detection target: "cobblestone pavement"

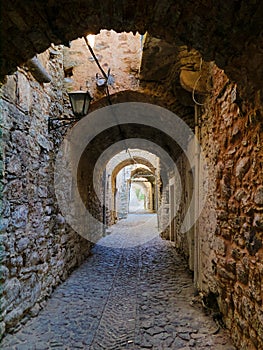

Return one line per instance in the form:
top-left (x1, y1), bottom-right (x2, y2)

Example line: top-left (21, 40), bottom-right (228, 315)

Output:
top-left (1, 214), bottom-right (235, 349)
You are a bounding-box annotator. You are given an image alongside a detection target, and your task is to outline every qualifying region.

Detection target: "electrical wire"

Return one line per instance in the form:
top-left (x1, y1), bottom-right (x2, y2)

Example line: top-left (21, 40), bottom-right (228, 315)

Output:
top-left (84, 36), bottom-right (108, 80)
top-left (192, 57), bottom-right (205, 106)
top-left (84, 36), bottom-right (136, 163)
top-left (84, 36), bottom-right (112, 106)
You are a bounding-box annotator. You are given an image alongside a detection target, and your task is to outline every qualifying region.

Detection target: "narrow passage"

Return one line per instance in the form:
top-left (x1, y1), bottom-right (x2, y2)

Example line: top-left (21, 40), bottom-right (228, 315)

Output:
top-left (2, 214), bottom-right (235, 349)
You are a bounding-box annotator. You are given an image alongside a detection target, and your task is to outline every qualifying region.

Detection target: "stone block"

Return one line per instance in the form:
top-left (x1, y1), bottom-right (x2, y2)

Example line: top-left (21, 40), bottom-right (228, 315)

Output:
top-left (236, 263), bottom-right (249, 285)
top-left (248, 326), bottom-right (258, 348)
top-left (5, 179), bottom-right (23, 200)
top-left (38, 185), bottom-right (48, 198)
top-left (10, 255), bottom-right (23, 267)
top-left (253, 214), bottom-right (263, 229)
top-left (3, 73), bottom-right (17, 99)
top-left (16, 237), bottom-right (30, 253)
top-left (37, 134), bottom-right (53, 151)
top-left (0, 219), bottom-right (9, 234)
top-left (217, 266), bottom-right (236, 281)
top-left (16, 72), bottom-right (31, 112)
top-left (249, 274), bottom-right (262, 304)
top-left (235, 157), bottom-right (250, 180)
top-left (241, 296), bottom-right (255, 321)
top-left (214, 237), bottom-right (226, 256)
top-left (11, 130), bottom-right (28, 149)
top-left (28, 251), bottom-right (40, 265)
top-left (217, 210), bottom-right (228, 220)
top-left (246, 231), bottom-right (262, 256)
top-left (254, 186), bottom-right (263, 206)
top-left (221, 228), bottom-right (231, 240)
top-left (29, 303), bottom-right (40, 317)
top-left (234, 189), bottom-right (248, 202)
top-left (6, 156), bottom-right (22, 175)
top-left (0, 265), bottom-right (9, 282)
top-left (11, 205), bottom-right (28, 228)
top-left (234, 236), bottom-right (246, 249)
top-left (4, 305), bottom-right (25, 328)
top-left (225, 259), bottom-right (236, 275)
top-left (3, 278), bottom-right (21, 306)
top-left (0, 321), bottom-right (5, 340)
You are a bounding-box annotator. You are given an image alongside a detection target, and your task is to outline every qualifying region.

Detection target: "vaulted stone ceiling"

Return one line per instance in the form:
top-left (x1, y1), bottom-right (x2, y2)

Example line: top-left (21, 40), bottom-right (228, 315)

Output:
top-left (139, 34), bottom-right (210, 126)
top-left (1, 0), bottom-right (262, 103)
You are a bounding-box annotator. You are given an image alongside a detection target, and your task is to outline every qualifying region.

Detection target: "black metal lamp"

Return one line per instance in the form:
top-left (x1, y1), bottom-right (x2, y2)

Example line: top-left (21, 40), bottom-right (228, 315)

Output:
top-left (68, 90), bottom-right (93, 117)
top-left (48, 90), bottom-right (93, 131)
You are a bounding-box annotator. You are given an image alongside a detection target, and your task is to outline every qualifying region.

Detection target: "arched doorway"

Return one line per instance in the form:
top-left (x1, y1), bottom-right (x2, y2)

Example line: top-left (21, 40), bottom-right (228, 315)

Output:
top-left (129, 166), bottom-right (156, 213)
top-left (105, 150), bottom-right (159, 222)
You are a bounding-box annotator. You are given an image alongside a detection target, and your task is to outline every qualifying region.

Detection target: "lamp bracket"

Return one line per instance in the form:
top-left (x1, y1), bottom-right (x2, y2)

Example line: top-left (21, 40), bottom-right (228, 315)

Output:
top-left (48, 116), bottom-right (80, 132)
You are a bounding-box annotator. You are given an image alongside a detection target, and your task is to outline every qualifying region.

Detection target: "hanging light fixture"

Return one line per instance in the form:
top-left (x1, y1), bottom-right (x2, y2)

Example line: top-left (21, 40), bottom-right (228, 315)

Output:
top-left (68, 90), bottom-right (93, 117)
top-left (49, 34), bottom-right (112, 132)
top-left (48, 90), bottom-right (93, 131)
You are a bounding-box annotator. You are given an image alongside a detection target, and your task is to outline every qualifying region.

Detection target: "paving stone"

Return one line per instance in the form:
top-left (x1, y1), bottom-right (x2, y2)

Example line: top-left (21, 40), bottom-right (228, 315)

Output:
top-left (178, 332), bottom-right (191, 341)
top-left (173, 336), bottom-right (189, 348)
top-left (189, 339), bottom-right (196, 347)
top-left (146, 326), bottom-right (164, 336)
top-left (191, 332), bottom-right (206, 339)
top-left (14, 344), bottom-right (35, 350)
top-left (34, 343), bottom-right (49, 350)
top-left (1, 214), bottom-right (235, 349)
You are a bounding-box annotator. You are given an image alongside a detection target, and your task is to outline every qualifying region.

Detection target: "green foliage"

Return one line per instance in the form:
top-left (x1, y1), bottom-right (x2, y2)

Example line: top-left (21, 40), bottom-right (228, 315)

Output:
top-left (135, 188), bottom-right (145, 201)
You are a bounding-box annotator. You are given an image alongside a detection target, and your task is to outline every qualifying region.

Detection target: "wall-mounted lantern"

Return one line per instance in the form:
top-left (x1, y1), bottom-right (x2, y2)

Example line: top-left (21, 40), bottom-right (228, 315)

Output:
top-left (48, 90), bottom-right (93, 131)
top-left (68, 90), bottom-right (93, 117)
top-left (48, 34), bottom-right (112, 132)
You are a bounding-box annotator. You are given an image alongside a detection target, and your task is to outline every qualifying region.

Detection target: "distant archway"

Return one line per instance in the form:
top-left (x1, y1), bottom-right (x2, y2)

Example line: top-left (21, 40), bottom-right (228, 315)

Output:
top-left (106, 151), bottom-right (158, 223)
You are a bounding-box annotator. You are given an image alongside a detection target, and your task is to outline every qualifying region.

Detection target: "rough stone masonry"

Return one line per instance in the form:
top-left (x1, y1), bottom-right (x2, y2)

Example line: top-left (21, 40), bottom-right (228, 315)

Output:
top-left (0, 13), bottom-right (262, 350)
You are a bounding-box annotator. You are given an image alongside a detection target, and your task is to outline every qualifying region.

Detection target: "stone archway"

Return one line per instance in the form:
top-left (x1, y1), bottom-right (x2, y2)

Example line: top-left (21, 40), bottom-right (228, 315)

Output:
top-left (74, 91), bottom-right (191, 229)
top-left (1, 5), bottom-right (262, 348)
top-left (129, 167), bottom-right (156, 213)
top-left (89, 90), bottom-right (195, 130)
top-left (106, 152), bottom-right (159, 222)
top-left (1, 1), bottom-right (263, 103)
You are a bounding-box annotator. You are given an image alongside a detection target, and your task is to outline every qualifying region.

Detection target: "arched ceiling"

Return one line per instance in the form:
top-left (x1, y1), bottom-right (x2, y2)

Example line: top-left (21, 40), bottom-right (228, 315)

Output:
top-left (78, 123), bottom-right (182, 185)
top-left (89, 90), bottom-right (195, 130)
top-left (131, 167), bottom-right (156, 183)
top-left (77, 123), bottom-right (179, 210)
top-left (111, 158), bottom-right (156, 180)
top-left (1, 1), bottom-right (262, 101)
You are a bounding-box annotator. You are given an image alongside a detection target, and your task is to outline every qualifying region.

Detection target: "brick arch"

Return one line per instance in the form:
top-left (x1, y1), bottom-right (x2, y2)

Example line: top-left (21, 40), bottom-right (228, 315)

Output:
top-left (1, 1), bottom-right (262, 100)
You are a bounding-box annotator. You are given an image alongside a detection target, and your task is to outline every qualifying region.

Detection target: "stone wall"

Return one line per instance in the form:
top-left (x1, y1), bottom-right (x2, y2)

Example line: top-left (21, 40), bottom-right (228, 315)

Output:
top-left (168, 152), bottom-right (195, 271)
top-left (1, 1), bottom-right (263, 105)
top-left (0, 48), bottom-right (91, 338)
top-left (1, 27), bottom-right (262, 349)
top-left (165, 64), bottom-right (262, 349)
top-left (199, 66), bottom-right (263, 349)
top-left (63, 30), bottom-right (141, 99)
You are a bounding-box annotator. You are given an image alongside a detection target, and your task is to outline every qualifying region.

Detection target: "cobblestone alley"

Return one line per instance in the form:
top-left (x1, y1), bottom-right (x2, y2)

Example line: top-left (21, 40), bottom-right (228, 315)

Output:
top-left (1, 214), bottom-right (235, 350)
